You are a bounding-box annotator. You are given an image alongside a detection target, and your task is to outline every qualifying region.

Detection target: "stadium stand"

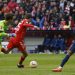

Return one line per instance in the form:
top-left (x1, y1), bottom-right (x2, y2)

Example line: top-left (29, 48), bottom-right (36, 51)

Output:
top-left (0, 0), bottom-right (75, 30)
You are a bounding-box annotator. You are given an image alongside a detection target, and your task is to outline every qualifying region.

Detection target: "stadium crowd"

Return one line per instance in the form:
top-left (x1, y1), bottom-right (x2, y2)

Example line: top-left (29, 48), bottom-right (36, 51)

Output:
top-left (0, 0), bottom-right (75, 30)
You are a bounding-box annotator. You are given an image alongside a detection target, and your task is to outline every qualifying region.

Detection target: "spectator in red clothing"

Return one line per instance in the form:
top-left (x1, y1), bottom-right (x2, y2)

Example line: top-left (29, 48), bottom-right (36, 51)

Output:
top-left (42, 21), bottom-right (49, 30)
top-left (50, 20), bottom-right (57, 30)
top-left (2, 3), bottom-right (11, 14)
top-left (68, 16), bottom-right (75, 29)
top-left (59, 18), bottom-right (66, 30)
top-left (8, 0), bottom-right (18, 11)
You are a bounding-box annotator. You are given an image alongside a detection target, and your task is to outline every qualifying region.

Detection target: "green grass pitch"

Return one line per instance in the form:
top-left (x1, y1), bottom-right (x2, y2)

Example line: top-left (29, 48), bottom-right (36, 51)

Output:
top-left (0, 53), bottom-right (75, 75)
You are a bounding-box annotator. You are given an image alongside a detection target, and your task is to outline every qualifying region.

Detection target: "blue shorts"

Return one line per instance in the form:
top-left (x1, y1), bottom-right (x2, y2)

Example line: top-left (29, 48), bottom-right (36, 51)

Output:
top-left (70, 40), bottom-right (75, 53)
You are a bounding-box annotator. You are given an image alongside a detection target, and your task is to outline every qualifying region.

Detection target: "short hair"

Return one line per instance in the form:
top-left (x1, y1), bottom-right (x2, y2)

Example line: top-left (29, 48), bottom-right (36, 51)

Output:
top-left (5, 13), bottom-right (13, 21)
top-left (25, 13), bottom-right (32, 19)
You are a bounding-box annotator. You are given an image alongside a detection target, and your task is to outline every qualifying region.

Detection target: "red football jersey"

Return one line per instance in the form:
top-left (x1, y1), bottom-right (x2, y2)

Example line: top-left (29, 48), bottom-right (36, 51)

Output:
top-left (14, 19), bottom-right (34, 41)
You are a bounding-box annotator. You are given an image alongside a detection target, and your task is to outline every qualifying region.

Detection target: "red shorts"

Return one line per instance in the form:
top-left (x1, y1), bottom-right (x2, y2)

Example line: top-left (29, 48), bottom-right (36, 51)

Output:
top-left (7, 37), bottom-right (26, 52)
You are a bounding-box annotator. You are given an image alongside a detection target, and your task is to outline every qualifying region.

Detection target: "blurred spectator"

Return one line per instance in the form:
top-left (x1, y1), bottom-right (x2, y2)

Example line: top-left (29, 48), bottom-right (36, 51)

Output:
top-left (56, 34), bottom-right (66, 52)
top-left (50, 34), bottom-right (58, 53)
top-left (0, 11), bottom-right (4, 20)
top-left (59, 18), bottom-right (67, 30)
top-left (0, 0), bottom-right (4, 11)
top-left (8, 0), bottom-right (18, 11)
top-left (31, 6), bottom-right (36, 18)
top-left (19, 0), bottom-right (26, 10)
top-left (42, 21), bottom-right (49, 30)
top-left (31, 17), bottom-right (45, 28)
top-left (68, 16), bottom-right (75, 29)
top-left (59, 0), bottom-right (65, 13)
top-left (2, 3), bottom-right (11, 14)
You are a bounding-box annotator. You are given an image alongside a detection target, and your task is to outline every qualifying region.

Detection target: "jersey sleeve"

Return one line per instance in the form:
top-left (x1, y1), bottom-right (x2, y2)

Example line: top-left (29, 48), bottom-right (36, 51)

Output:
top-left (0, 32), bottom-right (8, 37)
top-left (23, 19), bottom-right (34, 28)
top-left (0, 20), bottom-right (8, 32)
top-left (0, 25), bottom-right (4, 31)
top-left (24, 23), bottom-right (34, 28)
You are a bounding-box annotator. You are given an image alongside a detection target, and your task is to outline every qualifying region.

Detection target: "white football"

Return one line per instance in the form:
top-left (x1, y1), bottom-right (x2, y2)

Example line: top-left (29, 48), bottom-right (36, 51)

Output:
top-left (29, 61), bottom-right (38, 68)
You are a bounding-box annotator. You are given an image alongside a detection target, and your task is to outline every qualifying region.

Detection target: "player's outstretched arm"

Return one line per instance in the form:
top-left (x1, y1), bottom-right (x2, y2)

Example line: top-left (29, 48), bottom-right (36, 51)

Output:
top-left (23, 19), bottom-right (40, 29)
top-left (24, 23), bottom-right (40, 30)
top-left (24, 23), bottom-right (34, 28)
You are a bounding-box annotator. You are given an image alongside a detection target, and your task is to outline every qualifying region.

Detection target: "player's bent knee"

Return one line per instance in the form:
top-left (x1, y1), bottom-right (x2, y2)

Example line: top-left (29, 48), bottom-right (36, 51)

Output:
top-left (67, 50), bottom-right (73, 56)
top-left (22, 51), bottom-right (28, 57)
top-left (24, 53), bottom-right (28, 57)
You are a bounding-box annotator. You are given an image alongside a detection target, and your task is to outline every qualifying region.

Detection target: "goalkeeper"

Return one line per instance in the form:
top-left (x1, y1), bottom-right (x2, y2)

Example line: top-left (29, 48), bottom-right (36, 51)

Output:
top-left (0, 14), bottom-right (13, 51)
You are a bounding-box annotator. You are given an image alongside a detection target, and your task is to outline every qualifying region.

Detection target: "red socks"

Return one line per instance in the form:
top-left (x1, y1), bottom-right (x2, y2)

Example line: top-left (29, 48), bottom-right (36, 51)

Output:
top-left (19, 56), bottom-right (25, 65)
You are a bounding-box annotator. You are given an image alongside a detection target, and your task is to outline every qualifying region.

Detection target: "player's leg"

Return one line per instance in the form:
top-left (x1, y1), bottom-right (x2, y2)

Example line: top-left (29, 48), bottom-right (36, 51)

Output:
top-left (1, 38), bottom-right (14, 54)
top-left (52, 42), bottom-right (75, 72)
top-left (1, 47), bottom-right (12, 54)
top-left (60, 50), bottom-right (73, 68)
top-left (17, 42), bottom-right (28, 68)
top-left (52, 50), bottom-right (73, 72)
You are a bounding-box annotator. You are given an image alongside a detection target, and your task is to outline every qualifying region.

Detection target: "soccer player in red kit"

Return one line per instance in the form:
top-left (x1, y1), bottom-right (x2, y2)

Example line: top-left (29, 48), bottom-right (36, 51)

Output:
top-left (1, 13), bottom-right (39, 68)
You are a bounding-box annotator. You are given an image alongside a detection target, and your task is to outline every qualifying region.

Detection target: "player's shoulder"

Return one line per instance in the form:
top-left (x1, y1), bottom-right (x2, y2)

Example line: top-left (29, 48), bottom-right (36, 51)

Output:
top-left (22, 19), bottom-right (29, 24)
top-left (18, 19), bottom-right (28, 26)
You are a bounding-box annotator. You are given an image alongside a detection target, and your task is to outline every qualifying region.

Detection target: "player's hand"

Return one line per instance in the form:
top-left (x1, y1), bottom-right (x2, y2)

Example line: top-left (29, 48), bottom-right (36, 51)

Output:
top-left (34, 26), bottom-right (40, 30)
top-left (5, 33), bottom-right (10, 41)
top-left (7, 34), bottom-right (10, 37)
top-left (7, 33), bottom-right (16, 37)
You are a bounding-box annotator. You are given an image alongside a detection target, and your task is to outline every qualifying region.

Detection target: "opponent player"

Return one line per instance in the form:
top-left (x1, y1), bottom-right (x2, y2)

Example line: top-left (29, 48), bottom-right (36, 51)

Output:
top-left (1, 13), bottom-right (39, 68)
top-left (52, 39), bottom-right (75, 72)
top-left (0, 14), bottom-right (13, 51)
